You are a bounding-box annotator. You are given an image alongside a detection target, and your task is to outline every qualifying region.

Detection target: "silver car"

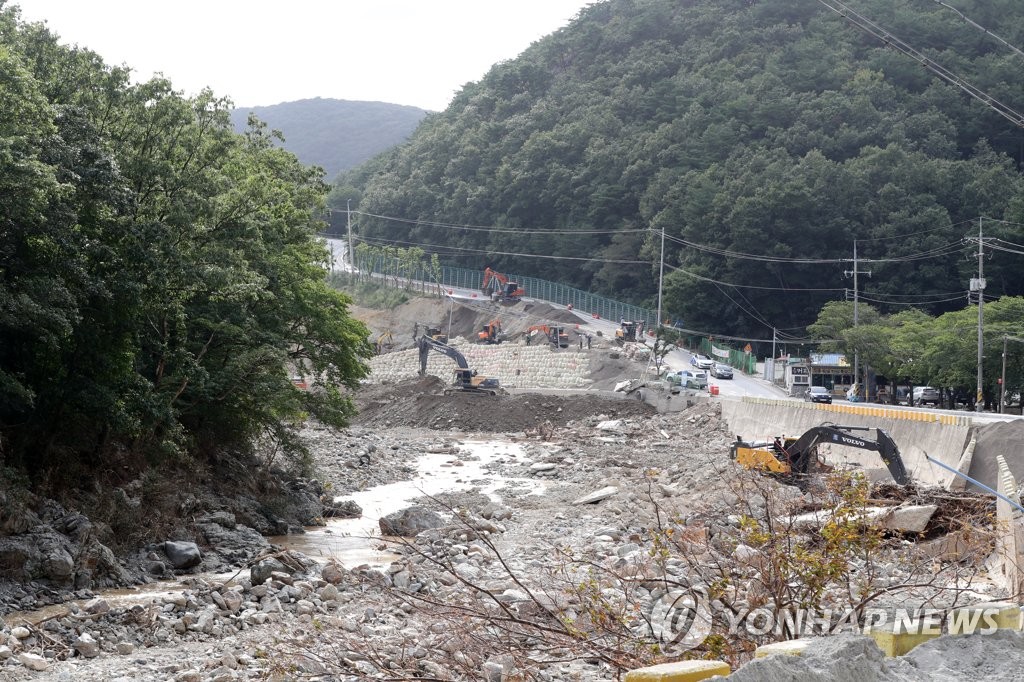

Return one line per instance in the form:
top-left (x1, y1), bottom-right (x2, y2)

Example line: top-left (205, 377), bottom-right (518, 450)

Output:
top-left (675, 370), bottom-right (708, 390)
top-left (711, 363), bottom-right (733, 379)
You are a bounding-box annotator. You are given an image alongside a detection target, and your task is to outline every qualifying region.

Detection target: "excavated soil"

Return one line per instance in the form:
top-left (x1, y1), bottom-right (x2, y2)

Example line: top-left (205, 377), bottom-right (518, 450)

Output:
top-left (353, 296), bottom-right (590, 353)
top-left (353, 375), bottom-right (655, 431)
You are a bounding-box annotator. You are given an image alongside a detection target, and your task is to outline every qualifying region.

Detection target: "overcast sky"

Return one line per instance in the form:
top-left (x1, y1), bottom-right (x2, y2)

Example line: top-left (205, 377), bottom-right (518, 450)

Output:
top-left (12, 0), bottom-right (594, 111)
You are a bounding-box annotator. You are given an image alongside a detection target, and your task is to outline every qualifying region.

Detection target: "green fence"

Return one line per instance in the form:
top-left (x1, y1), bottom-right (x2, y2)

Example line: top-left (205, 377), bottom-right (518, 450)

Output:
top-left (698, 337), bottom-right (758, 374)
top-left (352, 254), bottom-right (658, 328)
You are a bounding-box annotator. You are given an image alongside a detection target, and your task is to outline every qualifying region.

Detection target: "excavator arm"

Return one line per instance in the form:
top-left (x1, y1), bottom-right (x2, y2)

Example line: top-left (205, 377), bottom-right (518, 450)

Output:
top-left (418, 336), bottom-right (500, 395)
top-left (784, 424), bottom-right (909, 485)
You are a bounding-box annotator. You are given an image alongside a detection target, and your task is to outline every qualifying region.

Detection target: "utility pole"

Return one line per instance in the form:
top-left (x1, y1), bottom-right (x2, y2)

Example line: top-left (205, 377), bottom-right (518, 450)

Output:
top-left (844, 240), bottom-right (871, 399)
top-left (656, 227), bottom-right (665, 336)
top-left (972, 217), bottom-right (986, 411)
top-left (346, 199), bottom-right (354, 271)
top-left (772, 327), bottom-right (777, 362)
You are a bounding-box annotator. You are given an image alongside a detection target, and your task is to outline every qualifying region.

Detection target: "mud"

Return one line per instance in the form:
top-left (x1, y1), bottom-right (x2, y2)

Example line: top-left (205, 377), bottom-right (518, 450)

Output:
top-left (353, 375), bottom-right (655, 432)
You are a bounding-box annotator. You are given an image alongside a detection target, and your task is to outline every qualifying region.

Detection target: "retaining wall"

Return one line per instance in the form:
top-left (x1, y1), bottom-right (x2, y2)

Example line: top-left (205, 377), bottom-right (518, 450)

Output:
top-left (720, 397), bottom-right (973, 487)
top-left (368, 340), bottom-right (593, 390)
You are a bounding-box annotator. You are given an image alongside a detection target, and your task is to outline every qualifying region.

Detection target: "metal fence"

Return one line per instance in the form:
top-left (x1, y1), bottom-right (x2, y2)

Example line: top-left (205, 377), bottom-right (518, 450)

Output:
top-left (352, 254), bottom-right (658, 328)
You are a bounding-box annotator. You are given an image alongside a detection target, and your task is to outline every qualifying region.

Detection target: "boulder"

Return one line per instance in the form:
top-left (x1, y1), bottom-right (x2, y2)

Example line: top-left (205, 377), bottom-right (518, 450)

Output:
top-left (324, 499), bottom-right (362, 519)
top-left (379, 506), bottom-right (445, 537)
top-left (250, 557), bottom-right (289, 586)
top-left (74, 632), bottom-right (100, 658)
top-left (571, 486), bottom-right (618, 505)
top-left (162, 541), bottom-right (202, 569)
top-left (18, 653), bottom-right (49, 671)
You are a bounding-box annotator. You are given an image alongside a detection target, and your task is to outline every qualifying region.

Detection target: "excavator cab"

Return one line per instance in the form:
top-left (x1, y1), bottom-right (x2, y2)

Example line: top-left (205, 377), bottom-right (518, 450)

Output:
top-left (424, 326), bottom-right (448, 344)
top-left (477, 320), bottom-right (503, 344)
top-left (730, 424), bottom-right (909, 485)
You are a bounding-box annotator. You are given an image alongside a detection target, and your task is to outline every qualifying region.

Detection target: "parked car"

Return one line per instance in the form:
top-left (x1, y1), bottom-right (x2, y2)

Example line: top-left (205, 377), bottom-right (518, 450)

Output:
top-left (806, 386), bottom-right (832, 404)
top-left (711, 363), bottom-right (733, 379)
top-left (913, 386), bottom-right (940, 406)
top-left (675, 370), bottom-right (708, 390)
top-left (690, 354), bottom-right (715, 370)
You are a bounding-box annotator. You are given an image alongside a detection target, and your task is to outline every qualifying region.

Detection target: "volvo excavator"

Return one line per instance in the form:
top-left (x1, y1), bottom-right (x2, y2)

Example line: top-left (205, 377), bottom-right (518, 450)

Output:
top-left (418, 335), bottom-right (501, 396)
top-left (730, 423), bottom-right (910, 485)
top-left (482, 267), bottom-right (525, 304)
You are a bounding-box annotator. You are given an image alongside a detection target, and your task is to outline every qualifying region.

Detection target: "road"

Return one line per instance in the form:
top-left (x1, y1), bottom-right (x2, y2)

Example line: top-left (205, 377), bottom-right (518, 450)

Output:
top-left (325, 238), bottom-right (1020, 416)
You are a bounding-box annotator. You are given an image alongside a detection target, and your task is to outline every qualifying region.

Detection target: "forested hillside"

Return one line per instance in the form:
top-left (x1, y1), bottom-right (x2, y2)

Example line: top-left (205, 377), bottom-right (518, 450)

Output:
top-left (340, 0), bottom-right (1024, 337)
top-left (0, 4), bottom-right (371, 489)
top-left (229, 98), bottom-right (428, 180)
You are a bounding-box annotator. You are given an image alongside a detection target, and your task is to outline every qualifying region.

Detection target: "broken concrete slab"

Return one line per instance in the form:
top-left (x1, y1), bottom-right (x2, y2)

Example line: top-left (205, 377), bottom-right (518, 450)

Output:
top-left (878, 505), bottom-right (938, 534)
top-left (571, 486), bottom-right (618, 506)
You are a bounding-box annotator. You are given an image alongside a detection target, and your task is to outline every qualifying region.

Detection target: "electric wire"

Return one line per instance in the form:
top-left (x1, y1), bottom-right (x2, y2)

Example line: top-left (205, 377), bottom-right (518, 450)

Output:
top-left (815, 0), bottom-right (1024, 127)
top-left (927, 0), bottom-right (1024, 62)
top-left (352, 208), bottom-right (638, 235)
top-left (351, 234), bottom-right (650, 264)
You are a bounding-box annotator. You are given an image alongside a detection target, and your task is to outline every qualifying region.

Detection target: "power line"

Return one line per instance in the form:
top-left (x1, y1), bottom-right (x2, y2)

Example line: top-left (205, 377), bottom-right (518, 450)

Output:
top-left (927, 0), bottom-right (1024, 62)
top-left (354, 210), bottom-right (646, 236)
top-left (816, 0), bottom-right (1024, 127)
top-left (663, 263), bottom-right (846, 292)
top-left (352, 234), bottom-right (651, 264)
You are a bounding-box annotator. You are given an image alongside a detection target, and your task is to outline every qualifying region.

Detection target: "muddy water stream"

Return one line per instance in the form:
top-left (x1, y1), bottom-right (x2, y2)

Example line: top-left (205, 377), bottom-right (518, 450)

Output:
top-left (3, 439), bottom-right (543, 626)
top-left (271, 438), bottom-right (545, 566)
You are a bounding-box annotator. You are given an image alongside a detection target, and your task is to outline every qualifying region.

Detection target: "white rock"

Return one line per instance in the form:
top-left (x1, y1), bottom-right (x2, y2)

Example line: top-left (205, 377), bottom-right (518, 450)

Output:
top-left (571, 486), bottom-right (618, 506)
top-left (18, 652), bottom-right (49, 671)
top-left (0, 645), bottom-right (12, 660)
top-left (529, 462), bottom-right (556, 472)
top-left (74, 632), bottom-right (101, 658)
top-left (10, 627), bottom-right (30, 640)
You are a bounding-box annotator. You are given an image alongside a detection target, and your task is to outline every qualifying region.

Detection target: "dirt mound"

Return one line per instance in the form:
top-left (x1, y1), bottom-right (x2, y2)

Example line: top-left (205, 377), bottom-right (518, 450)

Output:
top-left (353, 376), bottom-right (655, 432)
top-left (354, 296), bottom-right (589, 352)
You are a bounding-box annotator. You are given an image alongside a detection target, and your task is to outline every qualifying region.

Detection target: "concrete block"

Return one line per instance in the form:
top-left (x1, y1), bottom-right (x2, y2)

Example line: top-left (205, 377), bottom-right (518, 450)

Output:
top-left (754, 639), bottom-right (810, 658)
top-left (947, 437), bottom-right (976, 492)
top-left (867, 622), bottom-right (941, 657)
top-left (878, 505), bottom-right (938, 533)
top-left (624, 660), bottom-right (731, 681)
top-left (947, 601), bottom-right (1022, 634)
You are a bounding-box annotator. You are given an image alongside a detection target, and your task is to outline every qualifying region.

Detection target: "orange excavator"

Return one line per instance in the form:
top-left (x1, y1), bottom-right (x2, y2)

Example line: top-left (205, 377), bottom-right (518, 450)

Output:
top-left (526, 325), bottom-right (569, 348)
top-left (478, 319), bottom-right (504, 344)
top-left (482, 267), bottom-right (525, 304)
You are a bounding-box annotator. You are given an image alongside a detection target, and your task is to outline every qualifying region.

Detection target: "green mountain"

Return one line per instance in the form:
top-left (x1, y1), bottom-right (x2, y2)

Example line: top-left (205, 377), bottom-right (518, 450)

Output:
top-left (231, 98), bottom-right (428, 180)
top-left (341, 0), bottom-right (1024, 337)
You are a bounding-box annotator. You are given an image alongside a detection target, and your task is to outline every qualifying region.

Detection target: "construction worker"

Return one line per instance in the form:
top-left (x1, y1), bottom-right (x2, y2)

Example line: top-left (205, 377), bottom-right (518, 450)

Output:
top-left (586, 333), bottom-right (592, 349)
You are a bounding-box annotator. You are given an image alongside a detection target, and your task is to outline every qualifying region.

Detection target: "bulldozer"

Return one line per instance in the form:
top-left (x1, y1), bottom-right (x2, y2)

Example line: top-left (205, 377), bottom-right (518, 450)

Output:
top-left (477, 319), bottom-right (504, 344)
top-left (730, 423), bottom-right (910, 485)
top-left (615, 320), bottom-right (646, 345)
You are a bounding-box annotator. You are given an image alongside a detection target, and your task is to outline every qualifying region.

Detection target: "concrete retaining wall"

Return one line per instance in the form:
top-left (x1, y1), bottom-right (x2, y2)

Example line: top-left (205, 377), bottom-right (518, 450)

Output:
top-left (368, 340), bottom-right (593, 390)
top-left (720, 397), bottom-right (972, 486)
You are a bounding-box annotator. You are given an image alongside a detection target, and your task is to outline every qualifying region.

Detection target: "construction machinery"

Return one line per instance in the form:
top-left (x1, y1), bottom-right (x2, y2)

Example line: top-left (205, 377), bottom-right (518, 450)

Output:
top-left (418, 335), bottom-right (501, 396)
top-left (615, 320), bottom-right (646, 344)
top-left (730, 423), bottom-right (910, 485)
top-left (526, 324), bottom-right (570, 348)
top-left (423, 325), bottom-right (448, 344)
top-left (477, 320), bottom-right (504, 344)
top-left (373, 330), bottom-right (394, 355)
top-left (482, 267), bottom-right (525, 304)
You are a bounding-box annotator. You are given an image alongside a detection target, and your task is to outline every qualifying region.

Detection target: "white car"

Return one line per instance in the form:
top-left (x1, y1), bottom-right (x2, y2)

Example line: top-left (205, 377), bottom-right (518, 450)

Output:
top-left (675, 370), bottom-right (708, 390)
top-left (690, 354), bottom-right (715, 370)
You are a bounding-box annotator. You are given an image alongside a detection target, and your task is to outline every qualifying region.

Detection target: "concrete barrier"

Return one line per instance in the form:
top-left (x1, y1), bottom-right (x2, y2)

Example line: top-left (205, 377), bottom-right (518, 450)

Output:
top-left (720, 398), bottom-right (972, 486)
top-left (623, 660), bottom-right (730, 681)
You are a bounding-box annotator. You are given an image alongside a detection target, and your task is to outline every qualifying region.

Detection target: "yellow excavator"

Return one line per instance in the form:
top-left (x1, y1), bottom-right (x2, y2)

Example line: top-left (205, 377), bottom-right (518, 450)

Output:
top-left (373, 330), bottom-right (394, 355)
top-left (730, 423), bottom-right (910, 485)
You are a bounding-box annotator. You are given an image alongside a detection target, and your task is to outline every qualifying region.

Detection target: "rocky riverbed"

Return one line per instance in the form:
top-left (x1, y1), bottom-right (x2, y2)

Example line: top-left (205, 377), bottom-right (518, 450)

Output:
top-left (0, 379), bottom-right (1011, 681)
